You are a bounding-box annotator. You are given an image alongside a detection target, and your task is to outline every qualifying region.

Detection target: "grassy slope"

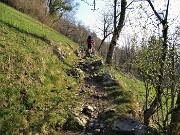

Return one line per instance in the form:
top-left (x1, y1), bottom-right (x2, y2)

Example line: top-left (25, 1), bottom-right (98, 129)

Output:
top-left (0, 2), bottom-right (146, 134)
top-left (101, 66), bottom-right (145, 118)
top-left (0, 2), bottom-right (81, 134)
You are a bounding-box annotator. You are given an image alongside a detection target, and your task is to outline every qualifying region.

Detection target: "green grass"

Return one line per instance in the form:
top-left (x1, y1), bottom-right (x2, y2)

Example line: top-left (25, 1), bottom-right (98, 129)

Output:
top-left (0, 2), bottom-right (73, 44)
top-left (116, 73), bottom-right (146, 106)
top-left (0, 2), bottom-right (81, 134)
top-left (100, 65), bottom-right (146, 121)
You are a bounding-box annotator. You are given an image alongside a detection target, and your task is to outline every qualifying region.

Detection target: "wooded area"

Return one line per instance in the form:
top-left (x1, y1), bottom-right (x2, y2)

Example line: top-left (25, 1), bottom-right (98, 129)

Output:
top-left (1, 0), bottom-right (179, 134)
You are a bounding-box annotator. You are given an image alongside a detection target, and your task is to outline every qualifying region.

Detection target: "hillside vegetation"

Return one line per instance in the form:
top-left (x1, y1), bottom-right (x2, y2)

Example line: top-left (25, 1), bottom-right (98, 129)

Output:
top-left (0, 2), bottom-right (146, 134)
top-left (0, 2), bottom-right (82, 134)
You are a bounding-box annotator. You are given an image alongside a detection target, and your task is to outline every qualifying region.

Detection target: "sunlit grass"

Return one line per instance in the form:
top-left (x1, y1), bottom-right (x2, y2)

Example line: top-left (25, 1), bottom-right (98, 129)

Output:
top-left (0, 2), bottom-right (72, 44)
top-left (0, 2), bottom-right (81, 134)
top-left (98, 64), bottom-right (145, 123)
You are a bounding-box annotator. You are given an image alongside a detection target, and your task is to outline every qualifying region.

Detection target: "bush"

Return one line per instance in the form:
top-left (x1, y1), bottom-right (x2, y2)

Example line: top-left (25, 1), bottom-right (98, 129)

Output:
top-left (2, 0), bottom-right (52, 25)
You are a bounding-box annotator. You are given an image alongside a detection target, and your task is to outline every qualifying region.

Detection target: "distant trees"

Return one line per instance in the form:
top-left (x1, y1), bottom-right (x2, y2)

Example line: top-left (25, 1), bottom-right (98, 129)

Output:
top-left (46, 0), bottom-right (79, 26)
top-left (97, 10), bottom-right (113, 52)
top-left (47, 0), bottom-right (73, 16)
top-left (0, 0), bottom-right (51, 24)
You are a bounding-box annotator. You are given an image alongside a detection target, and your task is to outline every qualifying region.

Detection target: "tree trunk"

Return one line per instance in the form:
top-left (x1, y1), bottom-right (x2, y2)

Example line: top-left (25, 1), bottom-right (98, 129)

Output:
top-left (170, 91), bottom-right (180, 135)
top-left (98, 38), bottom-right (106, 51)
top-left (144, 92), bottom-right (161, 125)
top-left (106, 0), bottom-right (127, 64)
top-left (169, 37), bottom-right (179, 135)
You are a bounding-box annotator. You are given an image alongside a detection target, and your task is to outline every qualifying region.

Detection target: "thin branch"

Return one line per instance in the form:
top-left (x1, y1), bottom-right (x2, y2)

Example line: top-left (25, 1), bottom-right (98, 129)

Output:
top-left (146, 0), bottom-right (162, 22)
top-left (165, 0), bottom-right (170, 21)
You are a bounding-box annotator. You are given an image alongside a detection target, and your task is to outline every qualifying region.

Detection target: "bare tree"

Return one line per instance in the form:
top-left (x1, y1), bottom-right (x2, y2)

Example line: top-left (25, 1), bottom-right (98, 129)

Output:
top-left (97, 10), bottom-right (113, 52)
top-left (106, 0), bottom-right (127, 64)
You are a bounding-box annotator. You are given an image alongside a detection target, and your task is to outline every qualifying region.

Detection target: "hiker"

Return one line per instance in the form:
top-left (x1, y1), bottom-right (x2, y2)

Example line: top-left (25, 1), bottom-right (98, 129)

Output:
top-left (86, 35), bottom-right (94, 55)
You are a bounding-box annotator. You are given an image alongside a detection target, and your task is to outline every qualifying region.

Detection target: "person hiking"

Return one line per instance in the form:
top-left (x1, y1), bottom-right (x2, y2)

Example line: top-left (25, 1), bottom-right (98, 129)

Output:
top-left (86, 35), bottom-right (94, 55)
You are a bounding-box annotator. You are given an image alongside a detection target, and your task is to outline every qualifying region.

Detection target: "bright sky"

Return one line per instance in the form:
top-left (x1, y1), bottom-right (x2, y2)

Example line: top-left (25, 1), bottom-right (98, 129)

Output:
top-left (74, 0), bottom-right (105, 30)
top-left (75, 0), bottom-right (180, 28)
top-left (74, 0), bottom-right (180, 44)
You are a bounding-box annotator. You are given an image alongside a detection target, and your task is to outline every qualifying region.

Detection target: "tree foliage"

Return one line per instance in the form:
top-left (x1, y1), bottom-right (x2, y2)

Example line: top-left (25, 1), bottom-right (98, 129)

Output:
top-left (47, 0), bottom-right (73, 17)
top-left (133, 1), bottom-right (179, 134)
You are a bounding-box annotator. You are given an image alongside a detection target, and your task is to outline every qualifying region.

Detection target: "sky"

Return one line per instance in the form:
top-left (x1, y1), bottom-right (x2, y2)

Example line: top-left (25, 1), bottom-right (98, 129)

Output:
top-left (74, 0), bottom-right (180, 45)
top-left (74, 0), bottom-right (180, 28)
top-left (74, 0), bottom-right (105, 30)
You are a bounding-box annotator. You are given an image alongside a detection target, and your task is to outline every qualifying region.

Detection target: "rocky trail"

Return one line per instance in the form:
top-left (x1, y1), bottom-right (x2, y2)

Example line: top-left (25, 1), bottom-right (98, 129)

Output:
top-left (79, 59), bottom-right (114, 135)
top-left (61, 55), bottom-right (146, 135)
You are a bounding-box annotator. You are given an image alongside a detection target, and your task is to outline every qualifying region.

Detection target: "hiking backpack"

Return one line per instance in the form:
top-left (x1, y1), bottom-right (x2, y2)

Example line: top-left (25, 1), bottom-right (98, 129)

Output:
top-left (87, 36), bottom-right (93, 45)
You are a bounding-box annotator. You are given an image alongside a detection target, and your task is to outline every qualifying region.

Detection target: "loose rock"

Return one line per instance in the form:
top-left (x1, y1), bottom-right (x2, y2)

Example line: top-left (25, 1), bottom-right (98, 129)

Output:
top-left (94, 128), bottom-right (101, 134)
top-left (112, 118), bottom-right (147, 135)
top-left (74, 117), bottom-right (87, 128)
top-left (82, 105), bottom-right (94, 117)
top-left (99, 108), bottom-right (116, 120)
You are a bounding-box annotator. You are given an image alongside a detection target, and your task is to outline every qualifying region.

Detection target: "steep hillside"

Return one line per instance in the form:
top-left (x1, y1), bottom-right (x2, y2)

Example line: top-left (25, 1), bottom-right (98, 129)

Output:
top-left (0, 2), bottom-right (82, 134)
top-left (0, 2), bottom-right (146, 135)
